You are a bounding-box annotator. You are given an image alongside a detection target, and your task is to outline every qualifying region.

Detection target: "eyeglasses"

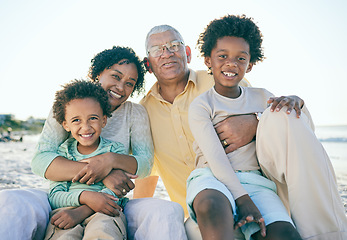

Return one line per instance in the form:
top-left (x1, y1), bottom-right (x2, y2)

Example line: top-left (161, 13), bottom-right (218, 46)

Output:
top-left (147, 40), bottom-right (184, 58)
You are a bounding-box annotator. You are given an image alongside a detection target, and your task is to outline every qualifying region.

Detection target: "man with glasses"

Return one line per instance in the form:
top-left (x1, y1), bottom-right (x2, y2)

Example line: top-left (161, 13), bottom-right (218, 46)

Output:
top-left (135, 24), bottom-right (347, 240)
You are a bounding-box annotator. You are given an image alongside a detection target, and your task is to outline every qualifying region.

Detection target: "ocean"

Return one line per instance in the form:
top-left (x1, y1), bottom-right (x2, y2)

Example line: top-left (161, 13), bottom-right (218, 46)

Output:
top-left (315, 125), bottom-right (347, 179)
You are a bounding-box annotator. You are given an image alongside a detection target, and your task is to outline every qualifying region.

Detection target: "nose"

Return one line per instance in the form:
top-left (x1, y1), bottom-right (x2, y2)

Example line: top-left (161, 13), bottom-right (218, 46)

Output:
top-left (81, 122), bottom-right (91, 131)
top-left (226, 58), bottom-right (237, 67)
top-left (115, 81), bottom-right (124, 92)
top-left (161, 46), bottom-right (174, 57)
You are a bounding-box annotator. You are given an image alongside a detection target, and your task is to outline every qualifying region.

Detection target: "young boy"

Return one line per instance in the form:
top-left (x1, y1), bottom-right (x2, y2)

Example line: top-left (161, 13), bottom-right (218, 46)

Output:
top-left (44, 80), bottom-right (128, 240)
top-left (187, 15), bottom-right (302, 240)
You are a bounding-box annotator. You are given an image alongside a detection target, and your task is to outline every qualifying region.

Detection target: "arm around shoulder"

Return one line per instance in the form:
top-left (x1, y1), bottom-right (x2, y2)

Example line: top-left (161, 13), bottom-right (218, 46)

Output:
top-left (31, 109), bottom-right (69, 178)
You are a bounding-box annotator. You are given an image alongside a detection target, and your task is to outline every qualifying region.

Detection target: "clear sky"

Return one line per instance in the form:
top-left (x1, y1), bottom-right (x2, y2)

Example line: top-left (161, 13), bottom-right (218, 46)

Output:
top-left (1, 0), bottom-right (346, 126)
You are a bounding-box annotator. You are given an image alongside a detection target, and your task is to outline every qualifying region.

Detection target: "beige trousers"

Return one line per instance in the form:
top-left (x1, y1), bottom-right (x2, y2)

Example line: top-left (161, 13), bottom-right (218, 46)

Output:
top-left (185, 108), bottom-right (347, 240)
top-left (256, 108), bottom-right (347, 240)
top-left (44, 207), bottom-right (127, 240)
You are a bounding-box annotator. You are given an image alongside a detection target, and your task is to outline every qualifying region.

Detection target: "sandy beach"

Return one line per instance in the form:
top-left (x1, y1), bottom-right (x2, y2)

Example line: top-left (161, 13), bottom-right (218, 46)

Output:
top-left (0, 129), bottom-right (346, 215)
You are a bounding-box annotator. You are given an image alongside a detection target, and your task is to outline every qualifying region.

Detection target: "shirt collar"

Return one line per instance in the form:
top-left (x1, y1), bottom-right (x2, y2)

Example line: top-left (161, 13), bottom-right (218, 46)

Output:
top-left (142, 68), bottom-right (197, 103)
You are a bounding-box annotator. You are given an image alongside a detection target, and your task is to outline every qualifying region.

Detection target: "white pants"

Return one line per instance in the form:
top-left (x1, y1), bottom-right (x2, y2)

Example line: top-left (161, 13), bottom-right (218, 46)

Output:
top-left (0, 188), bottom-right (51, 240)
top-left (0, 190), bottom-right (187, 240)
top-left (184, 108), bottom-right (347, 240)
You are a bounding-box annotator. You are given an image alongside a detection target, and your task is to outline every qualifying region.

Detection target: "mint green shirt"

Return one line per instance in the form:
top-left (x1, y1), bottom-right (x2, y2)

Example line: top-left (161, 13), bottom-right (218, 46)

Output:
top-left (49, 137), bottom-right (128, 209)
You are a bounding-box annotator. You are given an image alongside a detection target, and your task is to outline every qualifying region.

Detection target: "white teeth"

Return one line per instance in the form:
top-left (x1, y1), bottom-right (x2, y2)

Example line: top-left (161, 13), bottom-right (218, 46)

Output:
top-left (223, 72), bottom-right (236, 77)
top-left (81, 134), bottom-right (92, 138)
top-left (110, 90), bottom-right (121, 99)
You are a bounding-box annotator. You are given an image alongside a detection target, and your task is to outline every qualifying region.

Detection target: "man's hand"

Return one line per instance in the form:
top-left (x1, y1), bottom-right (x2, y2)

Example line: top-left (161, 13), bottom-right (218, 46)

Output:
top-left (72, 152), bottom-right (115, 185)
top-left (215, 114), bottom-right (258, 153)
top-left (268, 95), bottom-right (304, 118)
top-left (102, 169), bottom-right (137, 197)
top-left (79, 191), bottom-right (121, 217)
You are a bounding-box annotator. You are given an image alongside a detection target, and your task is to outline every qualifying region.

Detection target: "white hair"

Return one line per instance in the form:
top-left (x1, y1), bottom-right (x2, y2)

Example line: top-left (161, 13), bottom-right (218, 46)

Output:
top-left (145, 25), bottom-right (185, 55)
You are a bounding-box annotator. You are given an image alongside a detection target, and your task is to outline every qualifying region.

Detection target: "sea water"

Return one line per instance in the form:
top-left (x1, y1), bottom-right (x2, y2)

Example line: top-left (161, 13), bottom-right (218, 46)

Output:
top-left (315, 125), bottom-right (347, 178)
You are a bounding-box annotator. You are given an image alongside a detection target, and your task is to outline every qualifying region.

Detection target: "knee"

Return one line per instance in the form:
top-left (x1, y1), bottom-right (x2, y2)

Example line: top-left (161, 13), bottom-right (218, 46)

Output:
top-left (0, 189), bottom-right (21, 205)
top-left (147, 199), bottom-right (185, 221)
top-left (194, 194), bottom-right (222, 218)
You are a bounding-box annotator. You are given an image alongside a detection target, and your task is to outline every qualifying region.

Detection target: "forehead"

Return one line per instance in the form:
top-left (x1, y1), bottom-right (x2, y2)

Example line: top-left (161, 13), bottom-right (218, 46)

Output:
top-left (65, 98), bottom-right (102, 114)
top-left (107, 62), bottom-right (138, 79)
top-left (148, 30), bottom-right (180, 47)
top-left (215, 36), bottom-right (250, 52)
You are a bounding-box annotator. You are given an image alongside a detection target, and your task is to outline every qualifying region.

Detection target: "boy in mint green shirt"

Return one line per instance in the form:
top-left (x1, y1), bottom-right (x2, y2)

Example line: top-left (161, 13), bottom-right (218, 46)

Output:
top-left (44, 80), bottom-right (127, 240)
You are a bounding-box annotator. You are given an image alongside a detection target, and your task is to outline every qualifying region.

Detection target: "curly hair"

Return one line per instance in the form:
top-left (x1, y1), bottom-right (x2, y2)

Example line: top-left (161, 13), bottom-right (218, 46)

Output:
top-left (88, 46), bottom-right (146, 97)
top-left (197, 14), bottom-right (264, 64)
top-left (53, 79), bottom-right (112, 125)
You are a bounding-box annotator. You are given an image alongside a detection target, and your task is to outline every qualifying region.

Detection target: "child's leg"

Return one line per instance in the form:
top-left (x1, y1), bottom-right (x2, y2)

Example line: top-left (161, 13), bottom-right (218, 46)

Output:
top-left (256, 108), bottom-right (347, 240)
top-left (187, 168), bottom-right (239, 240)
top-left (252, 221), bottom-right (301, 240)
top-left (193, 189), bottom-right (235, 239)
top-left (83, 211), bottom-right (127, 240)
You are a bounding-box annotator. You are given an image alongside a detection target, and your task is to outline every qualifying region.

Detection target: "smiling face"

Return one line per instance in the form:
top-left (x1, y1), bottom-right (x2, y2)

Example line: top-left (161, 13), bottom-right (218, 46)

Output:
top-left (205, 36), bottom-right (253, 98)
top-left (62, 98), bottom-right (107, 154)
top-left (98, 61), bottom-right (138, 111)
top-left (147, 30), bottom-right (190, 83)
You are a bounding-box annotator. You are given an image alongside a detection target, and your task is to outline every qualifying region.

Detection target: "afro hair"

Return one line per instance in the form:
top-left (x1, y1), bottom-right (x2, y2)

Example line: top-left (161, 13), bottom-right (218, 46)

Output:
top-left (53, 79), bottom-right (112, 125)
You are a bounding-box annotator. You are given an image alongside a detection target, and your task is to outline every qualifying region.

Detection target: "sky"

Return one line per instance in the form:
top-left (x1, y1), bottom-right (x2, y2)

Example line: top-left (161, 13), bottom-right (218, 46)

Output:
top-left (1, 0), bottom-right (347, 126)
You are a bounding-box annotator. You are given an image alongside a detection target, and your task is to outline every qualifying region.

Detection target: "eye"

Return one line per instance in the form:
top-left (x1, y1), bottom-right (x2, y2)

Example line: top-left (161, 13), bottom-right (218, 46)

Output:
top-left (72, 119), bottom-right (80, 123)
top-left (238, 57), bottom-right (246, 61)
top-left (169, 43), bottom-right (180, 51)
top-left (126, 82), bottom-right (134, 87)
top-left (112, 74), bottom-right (121, 80)
top-left (90, 116), bottom-right (98, 121)
top-left (149, 46), bottom-right (161, 56)
top-left (218, 55), bottom-right (227, 59)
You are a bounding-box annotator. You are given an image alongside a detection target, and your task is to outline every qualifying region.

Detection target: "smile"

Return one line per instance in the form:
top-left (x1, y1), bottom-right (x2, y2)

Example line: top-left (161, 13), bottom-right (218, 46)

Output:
top-left (109, 90), bottom-right (122, 99)
top-left (162, 62), bottom-right (176, 67)
top-left (80, 133), bottom-right (93, 138)
top-left (223, 71), bottom-right (236, 77)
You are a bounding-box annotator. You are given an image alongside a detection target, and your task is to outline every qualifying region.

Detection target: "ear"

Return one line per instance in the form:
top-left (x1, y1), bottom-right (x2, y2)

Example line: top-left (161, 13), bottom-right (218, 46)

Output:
top-left (143, 57), bottom-right (152, 73)
top-left (204, 56), bottom-right (212, 69)
top-left (185, 46), bottom-right (192, 63)
top-left (62, 121), bottom-right (70, 132)
top-left (102, 115), bottom-right (107, 128)
top-left (246, 63), bottom-right (253, 73)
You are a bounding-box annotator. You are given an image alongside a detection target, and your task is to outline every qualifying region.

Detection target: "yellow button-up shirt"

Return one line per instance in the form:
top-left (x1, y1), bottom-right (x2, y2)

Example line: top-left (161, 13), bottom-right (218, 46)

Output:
top-left (141, 69), bottom-right (250, 215)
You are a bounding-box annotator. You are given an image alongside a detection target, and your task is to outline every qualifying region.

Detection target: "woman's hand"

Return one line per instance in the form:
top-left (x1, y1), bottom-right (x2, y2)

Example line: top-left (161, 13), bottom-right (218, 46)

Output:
top-left (102, 169), bottom-right (138, 197)
top-left (72, 152), bottom-right (115, 185)
top-left (79, 191), bottom-right (121, 217)
top-left (215, 114), bottom-right (258, 154)
top-left (234, 194), bottom-right (266, 237)
top-left (268, 95), bottom-right (304, 118)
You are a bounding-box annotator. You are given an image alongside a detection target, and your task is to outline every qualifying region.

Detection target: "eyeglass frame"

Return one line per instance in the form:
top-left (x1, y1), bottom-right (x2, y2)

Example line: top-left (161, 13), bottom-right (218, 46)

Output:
top-left (147, 40), bottom-right (184, 57)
